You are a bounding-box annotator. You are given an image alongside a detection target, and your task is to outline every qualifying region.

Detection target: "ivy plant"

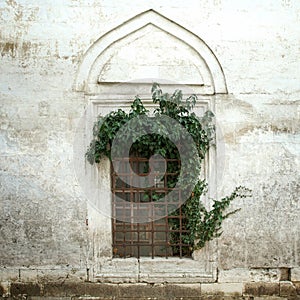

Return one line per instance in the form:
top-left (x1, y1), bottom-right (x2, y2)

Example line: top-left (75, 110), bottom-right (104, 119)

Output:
top-left (86, 83), bottom-right (251, 253)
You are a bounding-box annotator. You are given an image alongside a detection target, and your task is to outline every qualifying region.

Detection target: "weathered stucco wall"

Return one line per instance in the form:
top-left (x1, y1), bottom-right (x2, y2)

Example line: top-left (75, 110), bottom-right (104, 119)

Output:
top-left (0, 0), bottom-right (299, 294)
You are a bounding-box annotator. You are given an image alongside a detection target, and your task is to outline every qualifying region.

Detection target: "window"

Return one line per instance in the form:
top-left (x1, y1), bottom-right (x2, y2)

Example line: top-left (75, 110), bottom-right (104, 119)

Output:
top-left (111, 155), bottom-right (192, 258)
top-left (75, 9), bottom-right (226, 280)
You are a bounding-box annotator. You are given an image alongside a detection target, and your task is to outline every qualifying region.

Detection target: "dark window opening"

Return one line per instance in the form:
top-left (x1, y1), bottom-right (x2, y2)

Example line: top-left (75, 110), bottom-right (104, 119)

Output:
top-left (111, 156), bottom-right (192, 259)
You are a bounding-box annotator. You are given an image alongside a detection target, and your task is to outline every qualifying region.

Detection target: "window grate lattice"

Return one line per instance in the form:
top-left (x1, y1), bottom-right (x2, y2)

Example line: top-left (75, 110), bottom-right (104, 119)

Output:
top-left (111, 157), bottom-right (191, 259)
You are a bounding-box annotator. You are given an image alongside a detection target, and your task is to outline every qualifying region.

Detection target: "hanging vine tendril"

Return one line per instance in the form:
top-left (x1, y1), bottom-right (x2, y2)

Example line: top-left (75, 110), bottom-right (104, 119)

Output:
top-left (86, 83), bottom-right (251, 251)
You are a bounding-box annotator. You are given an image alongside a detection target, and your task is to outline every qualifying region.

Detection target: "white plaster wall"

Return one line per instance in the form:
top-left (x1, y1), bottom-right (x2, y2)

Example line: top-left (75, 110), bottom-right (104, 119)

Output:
top-left (0, 0), bottom-right (299, 282)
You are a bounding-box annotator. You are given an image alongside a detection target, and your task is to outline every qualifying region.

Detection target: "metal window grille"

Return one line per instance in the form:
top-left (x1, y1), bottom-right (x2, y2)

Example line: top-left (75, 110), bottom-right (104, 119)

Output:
top-left (111, 157), bottom-right (191, 259)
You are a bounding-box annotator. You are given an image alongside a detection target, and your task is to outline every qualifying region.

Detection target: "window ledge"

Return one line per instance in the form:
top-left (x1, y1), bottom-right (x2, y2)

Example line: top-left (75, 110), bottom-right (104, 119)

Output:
top-left (95, 257), bottom-right (216, 283)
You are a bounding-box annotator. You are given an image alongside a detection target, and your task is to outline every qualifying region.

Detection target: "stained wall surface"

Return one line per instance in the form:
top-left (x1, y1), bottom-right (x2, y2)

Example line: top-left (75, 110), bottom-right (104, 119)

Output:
top-left (0, 0), bottom-right (299, 285)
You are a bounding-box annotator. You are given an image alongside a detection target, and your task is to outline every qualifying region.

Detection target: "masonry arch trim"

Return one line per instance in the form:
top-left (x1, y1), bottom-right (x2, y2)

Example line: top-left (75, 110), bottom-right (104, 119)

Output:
top-left (75, 9), bottom-right (227, 94)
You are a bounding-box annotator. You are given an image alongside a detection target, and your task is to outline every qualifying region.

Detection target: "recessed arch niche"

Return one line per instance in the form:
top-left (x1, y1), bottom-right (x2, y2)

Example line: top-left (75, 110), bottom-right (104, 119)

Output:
top-left (75, 9), bottom-right (227, 95)
top-left (75, 9), bottom-right (227, 283)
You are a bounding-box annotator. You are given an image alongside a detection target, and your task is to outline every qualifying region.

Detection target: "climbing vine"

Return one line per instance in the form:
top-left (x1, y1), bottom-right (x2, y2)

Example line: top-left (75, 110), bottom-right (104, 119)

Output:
top-left (86, 83), bottom-right (251, 253)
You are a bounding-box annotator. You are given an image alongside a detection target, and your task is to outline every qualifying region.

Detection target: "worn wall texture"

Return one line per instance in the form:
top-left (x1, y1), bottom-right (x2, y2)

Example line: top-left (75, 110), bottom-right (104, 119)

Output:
top-left (0, 0), bottom-right (299, 297)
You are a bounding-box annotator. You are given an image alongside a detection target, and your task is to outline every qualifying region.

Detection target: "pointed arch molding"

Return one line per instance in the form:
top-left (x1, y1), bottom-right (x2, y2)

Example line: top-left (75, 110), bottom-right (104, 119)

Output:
top-left (75, 9), bottom-right (227, 94)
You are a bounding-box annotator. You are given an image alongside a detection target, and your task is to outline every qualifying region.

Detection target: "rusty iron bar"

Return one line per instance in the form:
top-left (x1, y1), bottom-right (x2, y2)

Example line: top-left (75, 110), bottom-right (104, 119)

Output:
top-left (111, 157), bottom-right (191, 259)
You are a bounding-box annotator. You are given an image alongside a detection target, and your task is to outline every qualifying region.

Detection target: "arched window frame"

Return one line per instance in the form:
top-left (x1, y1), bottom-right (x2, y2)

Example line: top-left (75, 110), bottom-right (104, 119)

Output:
top-left (75, 9), bottom-right (227, 283)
